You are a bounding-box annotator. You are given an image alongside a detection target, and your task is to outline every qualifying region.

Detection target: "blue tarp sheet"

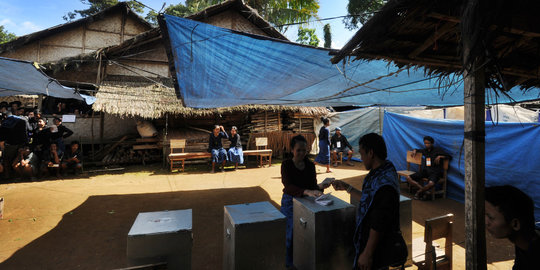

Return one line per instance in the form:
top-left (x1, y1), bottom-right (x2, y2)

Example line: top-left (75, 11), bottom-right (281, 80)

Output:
top-left (162, 15), bottom-right (540, 108)
top-left (382, 112), bottom-right (540, 222)
top-left (0, 57), bottom-right (82, 100)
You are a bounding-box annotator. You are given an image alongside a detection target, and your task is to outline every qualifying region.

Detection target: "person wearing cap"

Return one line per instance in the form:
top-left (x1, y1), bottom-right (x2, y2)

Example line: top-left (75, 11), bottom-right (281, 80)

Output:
top-left (331, 127), bottom-right (354, 166)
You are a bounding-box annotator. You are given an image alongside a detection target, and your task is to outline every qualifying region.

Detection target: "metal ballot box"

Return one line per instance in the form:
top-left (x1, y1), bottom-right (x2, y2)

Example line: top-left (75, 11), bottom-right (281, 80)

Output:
top-left (293, 195), bottom-right (356, 270)
top-left (223, 201), bottom-right (286, 270)
top-left (127, 209), bottom-right (192, 269)
top-left (350, 194), bottom-right (413, 266)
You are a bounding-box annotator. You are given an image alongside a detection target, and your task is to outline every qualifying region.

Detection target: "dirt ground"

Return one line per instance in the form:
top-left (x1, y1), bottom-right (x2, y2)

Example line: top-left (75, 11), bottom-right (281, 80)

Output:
top-left (0, 159), bottom-right (515, 269)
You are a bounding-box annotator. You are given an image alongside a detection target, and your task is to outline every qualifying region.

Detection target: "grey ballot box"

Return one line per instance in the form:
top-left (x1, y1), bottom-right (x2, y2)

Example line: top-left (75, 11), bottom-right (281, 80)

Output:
top-left (127, 209), bottom-right (192, 270)
top-left (293, 195), bottom-right (356, 270)
top-left (223, 201), bottom-right (286, 270)
top-left (350, 194), bottom-right (413, 266)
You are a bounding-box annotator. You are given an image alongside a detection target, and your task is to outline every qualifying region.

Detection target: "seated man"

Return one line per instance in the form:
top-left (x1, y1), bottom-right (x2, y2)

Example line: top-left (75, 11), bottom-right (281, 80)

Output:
top-left (40, 143), bottom-right (63, 178)
top-left (330, 127), bottom-right (354, 167)
top-left (485, 185), bottom-right (539, 269)
top-left (406, 136), bottom-right (451, 199)
top-left (62, 141), bottom-right (82, 175)
top-left (12, 146), bottom-right (38, 179)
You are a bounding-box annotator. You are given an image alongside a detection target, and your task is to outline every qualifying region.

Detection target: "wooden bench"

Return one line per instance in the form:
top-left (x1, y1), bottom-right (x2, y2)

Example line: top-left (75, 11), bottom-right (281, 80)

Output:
top-left (168, 137), bottom-right (272, 172)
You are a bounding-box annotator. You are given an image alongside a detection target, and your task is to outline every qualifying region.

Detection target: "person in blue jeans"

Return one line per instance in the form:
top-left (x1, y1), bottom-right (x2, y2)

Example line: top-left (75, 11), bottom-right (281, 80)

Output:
top-left (208, 125), bottom-right (228, 173)
top-left (280, 135), bottom-right (331, 269)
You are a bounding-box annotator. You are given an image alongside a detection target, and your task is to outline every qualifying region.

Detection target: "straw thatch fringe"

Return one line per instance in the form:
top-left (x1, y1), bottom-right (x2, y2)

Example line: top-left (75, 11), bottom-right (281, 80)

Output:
top-left (93, 84), bottom-right (328, 119)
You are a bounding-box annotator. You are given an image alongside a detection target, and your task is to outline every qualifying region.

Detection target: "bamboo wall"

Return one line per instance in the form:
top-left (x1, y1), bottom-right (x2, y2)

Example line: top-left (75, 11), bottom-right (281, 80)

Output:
top-left (0, 12), bottom-right (150, 63)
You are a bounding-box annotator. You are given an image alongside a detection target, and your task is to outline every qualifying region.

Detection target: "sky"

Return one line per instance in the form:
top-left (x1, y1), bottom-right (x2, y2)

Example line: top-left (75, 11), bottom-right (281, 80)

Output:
top-left (0, 0), bottom-right (357, 49)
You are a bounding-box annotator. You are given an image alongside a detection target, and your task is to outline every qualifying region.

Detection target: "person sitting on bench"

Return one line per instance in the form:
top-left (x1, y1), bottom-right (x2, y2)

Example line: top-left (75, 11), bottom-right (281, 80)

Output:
top-left (331, 127), bottom-right (354, 167)
top-left (227, 126), bottom-right (243, 170)
top-left (208, 125), bottom-right (228, 173)
top-left (406, 136), bottom-right (451, 200)
top-left (62, 141), bottom-right (82, 175)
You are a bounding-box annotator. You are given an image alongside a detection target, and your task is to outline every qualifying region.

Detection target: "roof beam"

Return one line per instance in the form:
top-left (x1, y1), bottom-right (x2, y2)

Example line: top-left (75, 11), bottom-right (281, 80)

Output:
top-left (429, 12), bottom-right (540, 38)
top-left (408, 21), bottom-right (457, 59)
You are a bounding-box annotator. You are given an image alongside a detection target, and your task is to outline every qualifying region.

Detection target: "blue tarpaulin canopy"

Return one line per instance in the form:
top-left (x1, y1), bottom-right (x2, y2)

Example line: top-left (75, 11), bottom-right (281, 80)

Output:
top-left (161, 15), bottom-right (540, 108)
top-left (0, 57), bottom-right (83, 100)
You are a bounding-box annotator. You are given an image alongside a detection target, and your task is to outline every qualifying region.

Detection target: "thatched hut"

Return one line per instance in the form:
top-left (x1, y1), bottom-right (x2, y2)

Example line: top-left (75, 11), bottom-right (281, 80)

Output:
top-left (39, 0), bottom-right (328, 162)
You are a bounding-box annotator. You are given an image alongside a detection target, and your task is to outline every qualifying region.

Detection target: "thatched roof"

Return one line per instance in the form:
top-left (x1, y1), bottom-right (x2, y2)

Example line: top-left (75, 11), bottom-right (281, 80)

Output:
top-left (93, 82), bottom-right (328, 119)
top-left (331, 0), bottom-right (540, 91)
top-left (0, 3), bottom-right (152, 55)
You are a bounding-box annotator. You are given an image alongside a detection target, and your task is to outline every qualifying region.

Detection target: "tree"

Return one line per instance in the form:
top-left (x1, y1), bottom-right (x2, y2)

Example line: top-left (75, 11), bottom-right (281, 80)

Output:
top-left (296, 27), bottom-right (319, 47)
top-left (146, 0), bottom-right (213, 25)
top-left (0, 25), bottom-right (16, 44)
top-left (344, 0), bottom-right (386, 30)
top-left (63, 0), bottom-right (145, 21)
top-left (182, 0), bottom-right (320, 33)
top-left (323, 23), bottom-right (331, 48)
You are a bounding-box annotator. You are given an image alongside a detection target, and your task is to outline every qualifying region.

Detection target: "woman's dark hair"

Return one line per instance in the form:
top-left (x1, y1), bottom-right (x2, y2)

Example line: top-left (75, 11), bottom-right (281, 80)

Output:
top-left (358, 133), bottom-right (387, 160)
top-left (54, 117), bottom-right (61, 123)
top-left (213, 125), bottom-right (220, 130)
top-left (290, 134), bottom-right (308, 149)
top-left (320, 117), bottom-right (329, 125)
top-left (486, 185), bottom-right (535, 232)
top-left (423, 136), bottom-right (434, 143)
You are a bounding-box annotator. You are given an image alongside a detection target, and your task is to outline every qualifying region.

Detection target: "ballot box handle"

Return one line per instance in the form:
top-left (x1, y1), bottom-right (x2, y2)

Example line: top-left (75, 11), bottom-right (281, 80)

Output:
top-left (299, 217), bottom-right (307, 228)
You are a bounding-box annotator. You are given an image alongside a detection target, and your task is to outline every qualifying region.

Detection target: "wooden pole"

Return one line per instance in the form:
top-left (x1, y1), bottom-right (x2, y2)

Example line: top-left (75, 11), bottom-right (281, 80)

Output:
top-left (463, 24), bottom-right (487, 270)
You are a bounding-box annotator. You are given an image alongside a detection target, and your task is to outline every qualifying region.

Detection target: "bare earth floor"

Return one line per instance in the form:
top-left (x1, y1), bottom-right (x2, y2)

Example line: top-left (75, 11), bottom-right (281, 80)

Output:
top-left (0, 160), bottom-right (514, 269)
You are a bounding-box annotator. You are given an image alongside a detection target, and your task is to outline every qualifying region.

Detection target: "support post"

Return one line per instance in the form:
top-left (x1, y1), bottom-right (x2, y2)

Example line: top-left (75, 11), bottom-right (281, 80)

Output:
top-left (463, 33), bottom-right (487, 270)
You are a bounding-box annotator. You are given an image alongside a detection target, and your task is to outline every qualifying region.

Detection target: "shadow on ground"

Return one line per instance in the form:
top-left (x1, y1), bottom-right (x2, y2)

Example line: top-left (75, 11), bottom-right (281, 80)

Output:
top-left (0, 187), bottom-right (278, 270)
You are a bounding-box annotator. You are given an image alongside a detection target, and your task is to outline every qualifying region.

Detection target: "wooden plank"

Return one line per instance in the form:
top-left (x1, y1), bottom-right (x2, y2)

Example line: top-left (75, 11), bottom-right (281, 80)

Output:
top-left (463, 26), bottom-right (487, 270)
top-left (133, 144), bottom-right (160, 150)
top-left (409, 21), bottom-right (457, 59)
top-left (136, 138), bottom-right (160, 143)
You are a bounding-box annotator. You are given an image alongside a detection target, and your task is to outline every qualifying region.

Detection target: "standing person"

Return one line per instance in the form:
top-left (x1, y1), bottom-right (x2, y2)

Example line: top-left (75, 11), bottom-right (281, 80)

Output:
top-left (314, 117), bottom-right (331, 173)
top-left (32, 118), bottom-right (52, 156)
top-left (332, 133), bottom-right (403, 270)
top-left (208, 125), bottom-right (228, 173)
top-left (51, 117), bottom-right (73, 153)
top-left (281, 135), bottom-right (331, 269)
top-left (405, 136), bottom-right (451, 200)
top-left (227, 126), bottom-right (243, 170)
top-left (331, 127), bottom-right (354, 167)
top-left (485, 185), bottom-right (539, 269)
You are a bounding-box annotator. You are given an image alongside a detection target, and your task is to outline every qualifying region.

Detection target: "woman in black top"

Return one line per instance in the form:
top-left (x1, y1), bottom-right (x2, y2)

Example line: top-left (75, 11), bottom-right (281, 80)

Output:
top-left (281, 135), bottom-right (331, 268)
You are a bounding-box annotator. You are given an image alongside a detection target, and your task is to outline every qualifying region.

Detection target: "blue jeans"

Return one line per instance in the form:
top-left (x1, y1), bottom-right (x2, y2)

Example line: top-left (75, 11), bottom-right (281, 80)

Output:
top-left (281, 193), bottom-right (294, 267)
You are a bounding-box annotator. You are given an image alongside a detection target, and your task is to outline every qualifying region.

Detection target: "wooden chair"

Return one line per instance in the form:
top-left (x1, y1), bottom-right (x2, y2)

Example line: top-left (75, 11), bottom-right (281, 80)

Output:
top-left (423, 159), bottom-right (449, 200)
top-left (255, 137), bottom-right (272, 167)
top-left (397, 150), bottom-right (422, 185)
top-left (336, 152), bottom-right (343, 165)
top-left (413, 214), bottom-right (454, 270)
top-left (168, 139), bottom-right (186, 172)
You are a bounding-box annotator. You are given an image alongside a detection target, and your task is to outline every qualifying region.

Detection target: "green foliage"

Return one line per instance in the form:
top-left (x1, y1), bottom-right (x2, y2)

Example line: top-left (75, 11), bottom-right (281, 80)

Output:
top-left (296, 27), bottom-right (319, 47)
top-left (63, 0), bottom-right (145, 21)
top-left (174, 0), bottom-right (320, 33)
top-left (0, 25), bottom-right (16, 44)
top-left (344, 0), bottom-right (386, 30)
top-left (323, 23), bottom-right (331, 48)
top-left (146, 0), bottom-right (214, 25)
